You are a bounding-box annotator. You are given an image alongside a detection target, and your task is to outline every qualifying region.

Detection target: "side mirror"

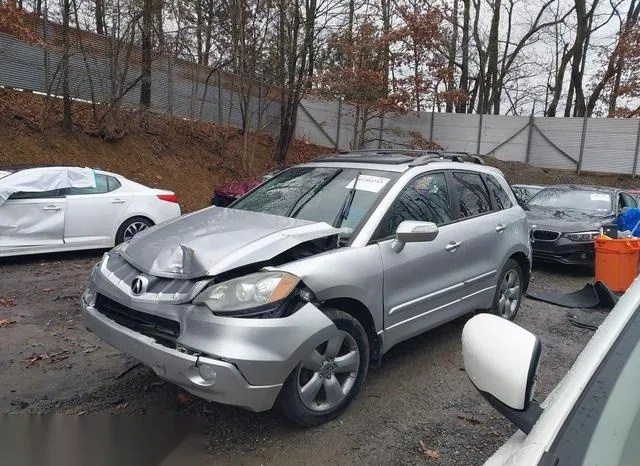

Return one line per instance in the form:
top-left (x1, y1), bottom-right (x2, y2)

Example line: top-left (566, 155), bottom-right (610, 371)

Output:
top-left (391, 221), bottom-right (439, 253)
top-left (462, 314), bottom-right (542, 434)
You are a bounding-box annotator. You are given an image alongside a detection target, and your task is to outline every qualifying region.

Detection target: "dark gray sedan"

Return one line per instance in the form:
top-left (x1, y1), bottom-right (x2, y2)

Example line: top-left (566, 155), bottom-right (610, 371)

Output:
top-left (526, 184), bottom-right (638, 266)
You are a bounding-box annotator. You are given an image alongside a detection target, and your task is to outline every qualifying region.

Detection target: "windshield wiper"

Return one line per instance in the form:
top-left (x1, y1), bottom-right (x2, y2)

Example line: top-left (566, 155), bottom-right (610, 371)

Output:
top-left (287, 169), bottom-right (343, 218)
top-left (334, 171), bottom-right (361, 228)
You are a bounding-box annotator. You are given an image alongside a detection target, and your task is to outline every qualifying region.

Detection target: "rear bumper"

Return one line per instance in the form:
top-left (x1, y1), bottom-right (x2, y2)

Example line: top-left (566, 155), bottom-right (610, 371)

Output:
top-left (532, 239), bottom-right (594, 266)
top-left (82, 300), bottom-right (282, 412)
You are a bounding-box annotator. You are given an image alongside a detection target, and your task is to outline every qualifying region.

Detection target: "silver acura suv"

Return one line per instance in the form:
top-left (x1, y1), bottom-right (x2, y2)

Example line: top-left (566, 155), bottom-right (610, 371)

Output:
top-left (82, 150), bottom-right (531, 426)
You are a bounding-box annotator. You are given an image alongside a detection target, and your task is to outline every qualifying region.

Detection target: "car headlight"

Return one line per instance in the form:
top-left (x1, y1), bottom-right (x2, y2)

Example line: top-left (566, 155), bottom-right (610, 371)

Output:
top-left (565, 231), bottom-right (599, 242)
top-left (193, 271), bottom-right (300, 316)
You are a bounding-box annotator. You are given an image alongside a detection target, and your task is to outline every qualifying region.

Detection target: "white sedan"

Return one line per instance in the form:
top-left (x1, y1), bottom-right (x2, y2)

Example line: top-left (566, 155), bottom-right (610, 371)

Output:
top-left (0, 166), bottom-right (181, 257)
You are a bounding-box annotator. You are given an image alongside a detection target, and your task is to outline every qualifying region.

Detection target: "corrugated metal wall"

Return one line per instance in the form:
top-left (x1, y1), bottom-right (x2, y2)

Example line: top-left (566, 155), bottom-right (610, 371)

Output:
top-left (296, 98), bottom-right (640, 175)
top-left (0, 31), bottom-right (280, 134)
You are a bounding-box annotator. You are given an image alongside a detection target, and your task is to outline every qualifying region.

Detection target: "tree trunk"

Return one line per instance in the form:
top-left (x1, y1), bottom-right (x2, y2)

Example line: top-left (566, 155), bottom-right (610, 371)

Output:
top-left (546, 45), bottom-right (574, 117)
top-left (140, 0), bottom-right (153, 129)
top-left (485, 0), bottom-right (501, 114)
top-left (457, 0), bottom-right (470, 113)
top-left (95, 0), bottom-right (105, 34)
top-left (571, 0), bottom-right (588, 117)
top-left (447, 0), bottom-right (458, 113)
top-left (61, 0), bottom-right (72, 131)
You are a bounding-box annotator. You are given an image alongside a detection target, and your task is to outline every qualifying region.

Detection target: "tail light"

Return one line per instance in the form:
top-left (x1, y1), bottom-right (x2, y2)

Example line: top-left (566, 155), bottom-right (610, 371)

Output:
top-left (157, 193), bottom-right (178, 203)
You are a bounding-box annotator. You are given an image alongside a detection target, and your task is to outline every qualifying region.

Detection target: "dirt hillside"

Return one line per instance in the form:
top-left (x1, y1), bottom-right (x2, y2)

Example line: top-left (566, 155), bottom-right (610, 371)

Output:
top-left (1, 88), bottom-right (639, 213)
top-left (0, 89), bottom-right (327, 212)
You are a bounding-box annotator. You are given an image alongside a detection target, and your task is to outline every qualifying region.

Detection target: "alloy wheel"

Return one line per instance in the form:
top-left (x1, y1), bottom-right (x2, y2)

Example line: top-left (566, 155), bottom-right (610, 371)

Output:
top-left (123, 221), bottom-right (149, 241)
top-left (498, 269), bottom-right (521, 319)
top-left (296, 330), bottom-right (360, 412)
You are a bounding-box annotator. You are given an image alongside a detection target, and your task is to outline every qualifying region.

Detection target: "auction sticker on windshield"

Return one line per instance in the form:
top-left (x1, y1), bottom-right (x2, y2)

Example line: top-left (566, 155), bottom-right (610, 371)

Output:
top-left (590, 193), bottom-right (611, 201)
top-left (345, 175), bottom-right (390, 193)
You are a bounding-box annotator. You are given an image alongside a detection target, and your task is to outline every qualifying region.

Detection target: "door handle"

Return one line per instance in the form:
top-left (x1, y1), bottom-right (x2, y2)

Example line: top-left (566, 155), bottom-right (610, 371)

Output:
top-left (42, 206), bottom-right (61, 211)
top-left (446, 241), bottom-right (462, 252)
top-left (111, 199), bottom-right (126, 204)
top-left (496, 224), bottom-right (506, 232)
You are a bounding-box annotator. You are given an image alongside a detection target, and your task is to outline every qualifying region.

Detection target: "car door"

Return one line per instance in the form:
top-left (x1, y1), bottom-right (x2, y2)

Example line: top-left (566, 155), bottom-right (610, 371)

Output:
top-left (446, 171), bottom-right (502, 309)
top-left (376, 171), bottom-right (468, 349)
top-left (0, 189), bottom-right (67, 247)
top-left (64, 174), bottom-right (129, 246)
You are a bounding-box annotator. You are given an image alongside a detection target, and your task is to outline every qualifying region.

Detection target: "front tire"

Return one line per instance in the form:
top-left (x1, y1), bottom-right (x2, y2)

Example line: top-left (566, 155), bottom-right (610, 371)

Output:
top-left (491, 258), bottom-right (523, 321)
top-left (278, 309), bottom-right (369, 427)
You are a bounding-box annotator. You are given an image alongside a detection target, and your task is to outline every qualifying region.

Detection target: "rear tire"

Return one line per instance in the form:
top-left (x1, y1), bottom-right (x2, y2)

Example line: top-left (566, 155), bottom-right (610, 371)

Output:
top-left (115, 217), bottom-right (153, 244)
top-left (278, 309), bottom-right (369, 427)
top-left (490, 258), bottom-right (523, 321)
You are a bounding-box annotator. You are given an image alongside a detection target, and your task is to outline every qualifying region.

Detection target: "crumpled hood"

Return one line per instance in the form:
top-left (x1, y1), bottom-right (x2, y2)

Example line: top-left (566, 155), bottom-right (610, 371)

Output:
top-left (121, 207), bottom-right (342, 278)
top-left (525, 206), bottom-right (615, 233)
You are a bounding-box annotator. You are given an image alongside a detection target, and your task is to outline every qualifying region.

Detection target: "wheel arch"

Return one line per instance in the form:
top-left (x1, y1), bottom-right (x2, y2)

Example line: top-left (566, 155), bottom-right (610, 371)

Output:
top-left (321, 297), bottom-right (382, 366)
top-left (509, 251), bottom-right (531, 293)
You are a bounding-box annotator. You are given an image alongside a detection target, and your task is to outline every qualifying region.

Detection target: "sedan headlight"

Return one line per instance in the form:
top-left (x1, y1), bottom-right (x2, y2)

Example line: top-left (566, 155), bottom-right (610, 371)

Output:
top-left (565, 231), bottom-right (599, 242)
top-left (193, 271), bottom-right (300, 316)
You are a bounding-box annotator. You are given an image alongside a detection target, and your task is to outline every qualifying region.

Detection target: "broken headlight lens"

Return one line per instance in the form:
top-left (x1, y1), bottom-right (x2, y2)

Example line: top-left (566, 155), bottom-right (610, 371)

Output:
top-left (193, 272), bottom-right (300, 315)
top-left (565, 231), bottom-right (599, 242)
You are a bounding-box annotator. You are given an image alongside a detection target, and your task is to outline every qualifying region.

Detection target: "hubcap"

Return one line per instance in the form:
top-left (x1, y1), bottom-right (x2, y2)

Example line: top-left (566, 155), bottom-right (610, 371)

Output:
top-left (498, 270), bottom-right (521, 319)
top-left (296, 330), bottom-right (360, 412)
top-left (123, 221), bottom-right (149, 241)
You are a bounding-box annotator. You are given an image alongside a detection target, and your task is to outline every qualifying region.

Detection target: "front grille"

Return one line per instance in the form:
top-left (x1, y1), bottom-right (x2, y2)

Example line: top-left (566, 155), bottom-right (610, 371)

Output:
top-left (95, 294), bottom-right (180, 348)
top-left (104, 253), bottom-right (199, 300)
top-left (532, 229), bottom-right (561, 241)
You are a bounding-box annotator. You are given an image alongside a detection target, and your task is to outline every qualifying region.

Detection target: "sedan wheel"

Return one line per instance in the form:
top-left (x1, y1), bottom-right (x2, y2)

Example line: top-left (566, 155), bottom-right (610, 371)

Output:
top-left (115, 217), bottom-right (154, 244)
top-left (123, 221), bottom-right (150, 241)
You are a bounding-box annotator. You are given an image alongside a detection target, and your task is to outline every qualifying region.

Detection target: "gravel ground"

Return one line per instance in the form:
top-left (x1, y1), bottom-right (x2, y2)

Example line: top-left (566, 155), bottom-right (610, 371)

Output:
top-left (0, 252), bottom-right (596, 465)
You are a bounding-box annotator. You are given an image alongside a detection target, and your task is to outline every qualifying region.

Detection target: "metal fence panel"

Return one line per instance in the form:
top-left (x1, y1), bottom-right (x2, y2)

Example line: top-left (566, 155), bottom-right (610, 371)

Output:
top-left (580, 118), bottom-right (637, 174)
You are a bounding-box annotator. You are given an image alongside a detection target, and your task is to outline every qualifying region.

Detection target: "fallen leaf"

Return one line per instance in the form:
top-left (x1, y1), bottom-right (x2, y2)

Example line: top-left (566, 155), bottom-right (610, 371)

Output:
top-left (0, 319), bottom-right (16, 328)
top-left (419, 440), bottom-right (440, 461)
top-left (116, 402), bottom-right (129, 410)
top-left (0, 297), bottom-right (16, 307)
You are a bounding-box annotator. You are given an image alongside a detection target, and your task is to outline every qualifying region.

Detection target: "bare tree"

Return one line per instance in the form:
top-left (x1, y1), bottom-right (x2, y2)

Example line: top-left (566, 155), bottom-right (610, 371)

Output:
top-left (61, 0), bottom-right (72, 131)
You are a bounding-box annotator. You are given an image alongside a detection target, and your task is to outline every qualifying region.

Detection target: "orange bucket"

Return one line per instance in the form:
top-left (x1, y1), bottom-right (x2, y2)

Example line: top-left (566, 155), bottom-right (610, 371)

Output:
top-left (594, 237), bottom-right (640, 293)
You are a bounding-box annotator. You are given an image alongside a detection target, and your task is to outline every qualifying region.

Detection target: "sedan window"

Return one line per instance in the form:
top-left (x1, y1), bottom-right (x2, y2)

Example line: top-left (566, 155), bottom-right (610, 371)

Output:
top-left (452, 172), bottom-right (492, 217)
top-left (374, 172), bottom-right (451, 240)
top-left (68, 174), bottom-right (109, 195)
top-left (8, 188), bottom-right (67, 200)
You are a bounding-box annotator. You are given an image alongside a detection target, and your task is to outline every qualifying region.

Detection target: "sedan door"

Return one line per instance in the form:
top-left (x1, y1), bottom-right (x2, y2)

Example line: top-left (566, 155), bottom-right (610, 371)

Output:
top-left (64, 174), bottom-right (129, 246)
top-left (376, 171), bottom-right (468, 349)
top-left (0, 189), bottom-right (67, 247)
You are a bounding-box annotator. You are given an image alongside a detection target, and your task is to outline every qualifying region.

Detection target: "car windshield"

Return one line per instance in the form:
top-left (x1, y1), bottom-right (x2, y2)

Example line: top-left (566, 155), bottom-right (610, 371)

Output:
top-left (528, 188), bottom-right (613, 212)
top-left (231, 166), bottom-right (397, 230)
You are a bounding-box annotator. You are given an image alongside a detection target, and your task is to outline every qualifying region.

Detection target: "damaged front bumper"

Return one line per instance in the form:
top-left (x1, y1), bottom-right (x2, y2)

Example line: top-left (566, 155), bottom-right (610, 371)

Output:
top-left (81, 267), bottom-right (336, 412)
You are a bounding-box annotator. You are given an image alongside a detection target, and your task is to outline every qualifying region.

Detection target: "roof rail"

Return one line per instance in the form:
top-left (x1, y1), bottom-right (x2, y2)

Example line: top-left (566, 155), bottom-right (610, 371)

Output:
top-left (408, 151), bottom-right (485, 167)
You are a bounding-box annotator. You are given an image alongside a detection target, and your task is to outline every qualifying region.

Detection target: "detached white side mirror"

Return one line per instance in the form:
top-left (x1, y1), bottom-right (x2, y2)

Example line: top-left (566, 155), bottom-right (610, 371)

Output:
top-left (462, 314), bottom-right (542, 434)
top-left (392, 221), bottom-right (439, 253)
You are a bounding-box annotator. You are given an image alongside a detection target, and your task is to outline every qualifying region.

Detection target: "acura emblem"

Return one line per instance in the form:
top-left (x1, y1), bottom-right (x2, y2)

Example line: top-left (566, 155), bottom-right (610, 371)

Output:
top-left (131, 276), bottom-right (148, 295)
